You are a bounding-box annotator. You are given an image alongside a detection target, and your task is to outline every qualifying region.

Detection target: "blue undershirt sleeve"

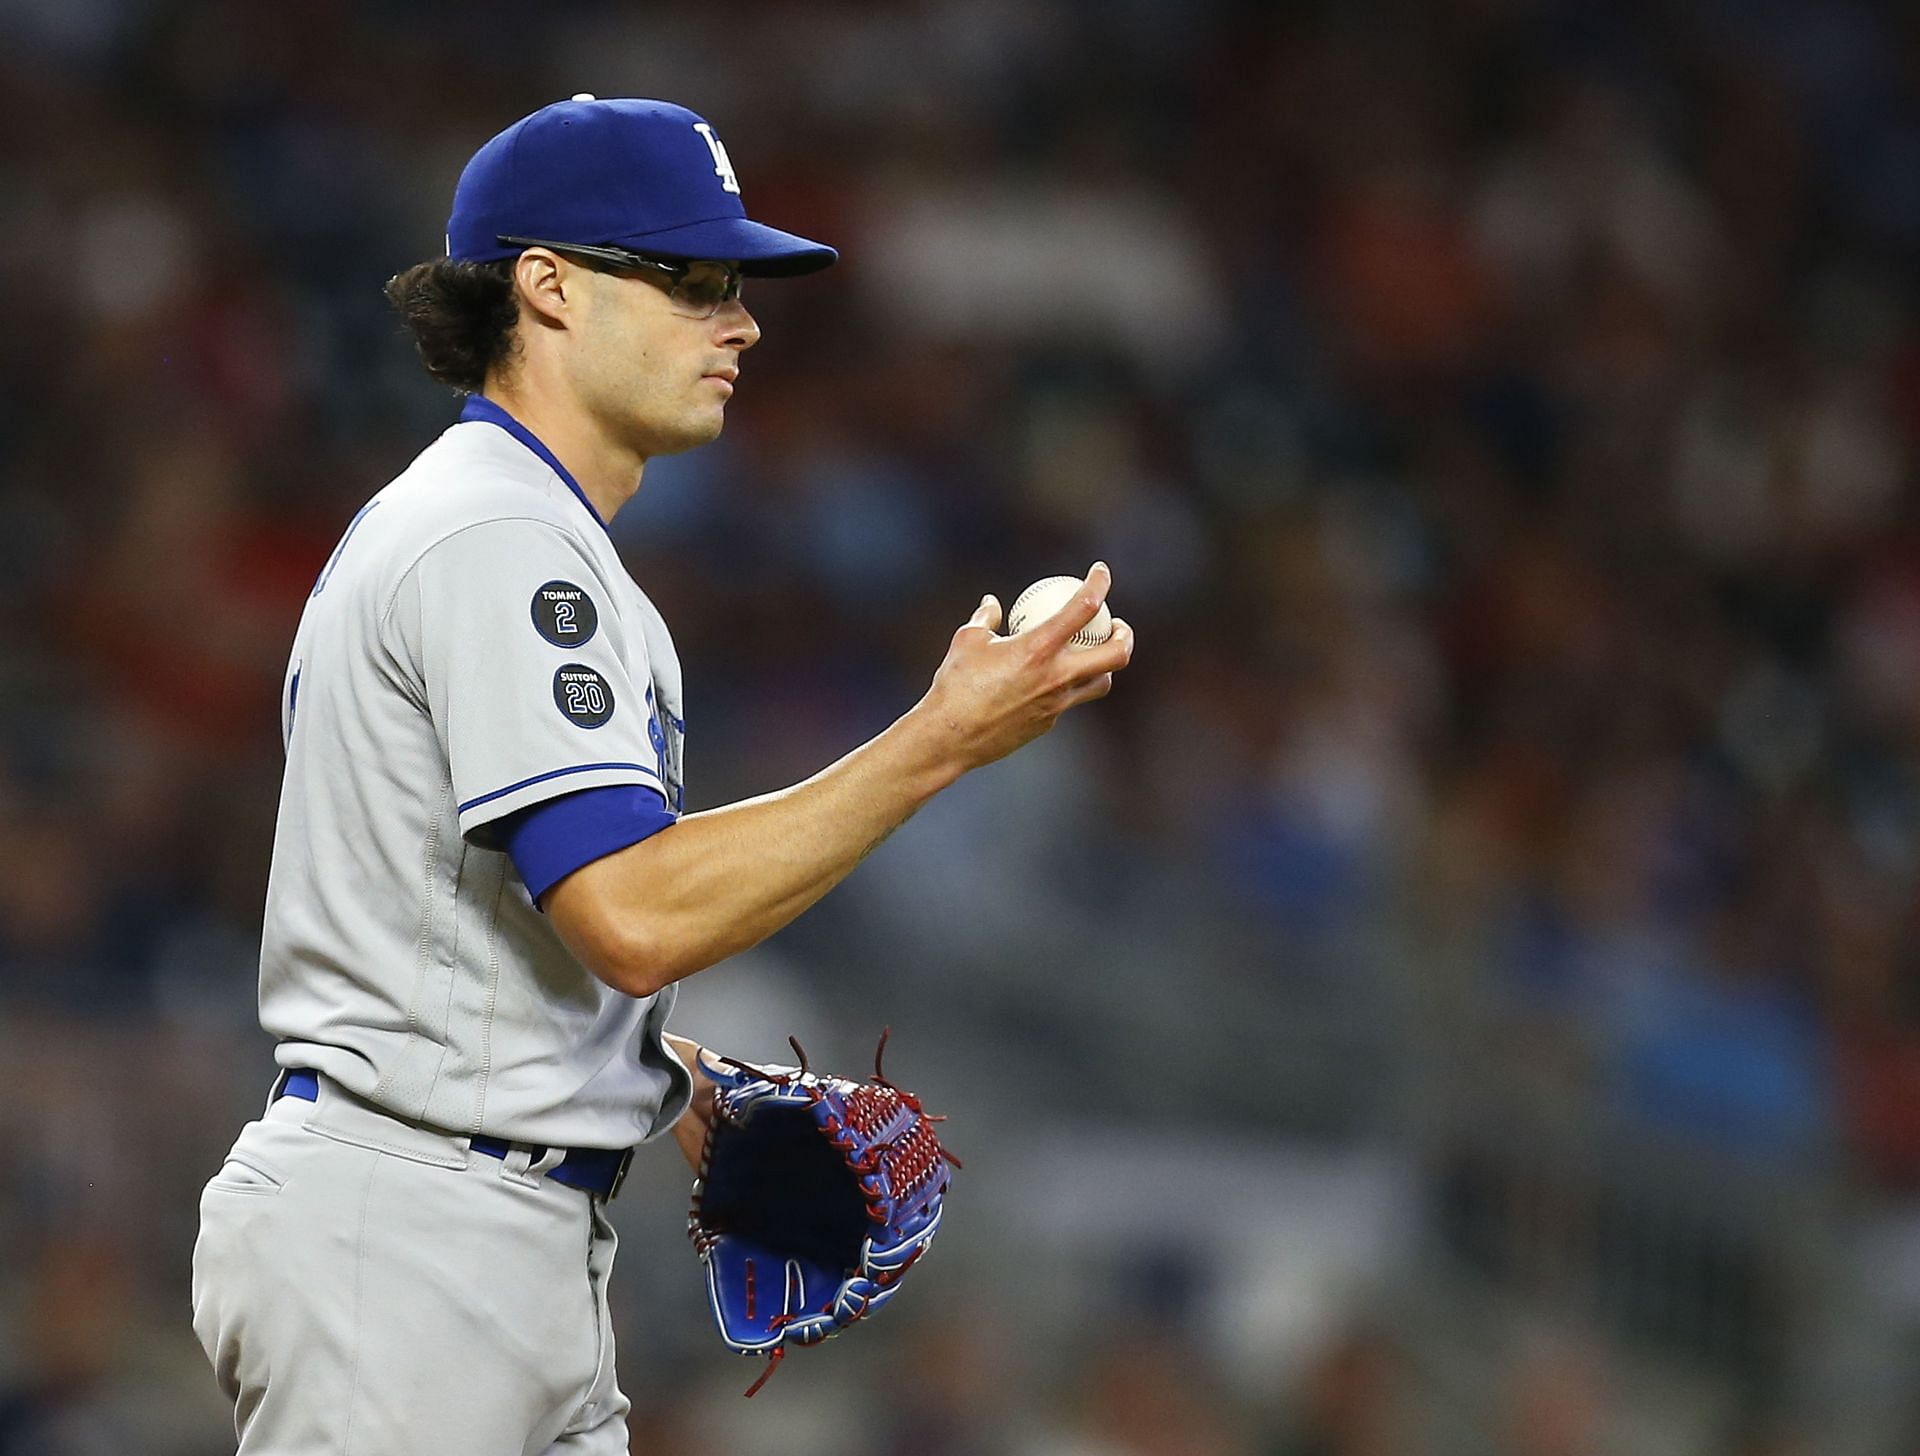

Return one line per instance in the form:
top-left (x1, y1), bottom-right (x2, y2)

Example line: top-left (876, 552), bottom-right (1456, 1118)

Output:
top-left (499, 784), bottom-right (676, 906)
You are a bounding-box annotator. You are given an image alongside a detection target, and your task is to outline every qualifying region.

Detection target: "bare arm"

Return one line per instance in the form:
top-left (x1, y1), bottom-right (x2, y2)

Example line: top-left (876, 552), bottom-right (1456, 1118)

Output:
top-left (544, 565), bottom-right (1134, 997)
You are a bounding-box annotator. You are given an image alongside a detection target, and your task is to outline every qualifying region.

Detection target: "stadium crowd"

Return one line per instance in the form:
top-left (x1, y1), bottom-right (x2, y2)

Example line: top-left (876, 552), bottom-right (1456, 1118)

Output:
top-left (2, 0), bottom-right (1918, 1451)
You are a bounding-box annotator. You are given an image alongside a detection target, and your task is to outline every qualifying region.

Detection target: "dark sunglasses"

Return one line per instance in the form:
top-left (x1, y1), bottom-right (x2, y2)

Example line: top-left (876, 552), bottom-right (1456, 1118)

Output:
top-left (496, 236), bottom-right (744, 318)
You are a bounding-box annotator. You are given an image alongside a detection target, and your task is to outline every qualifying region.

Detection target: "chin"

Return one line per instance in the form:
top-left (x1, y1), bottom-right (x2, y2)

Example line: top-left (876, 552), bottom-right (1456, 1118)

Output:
top-left (636, 413), bottom-right (726, 459)
top-left (680, 411), bottom-right (728, 451)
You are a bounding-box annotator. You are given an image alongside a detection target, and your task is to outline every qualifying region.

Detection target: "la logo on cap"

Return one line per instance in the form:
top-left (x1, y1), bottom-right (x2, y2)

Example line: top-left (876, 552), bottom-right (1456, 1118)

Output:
top-left (692, 122), bottom-right (741, 195)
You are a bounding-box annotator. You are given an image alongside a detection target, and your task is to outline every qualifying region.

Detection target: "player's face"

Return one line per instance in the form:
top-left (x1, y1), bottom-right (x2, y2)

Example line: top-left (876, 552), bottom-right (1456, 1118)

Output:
top-left (568, 262), bottom-right (760, 459)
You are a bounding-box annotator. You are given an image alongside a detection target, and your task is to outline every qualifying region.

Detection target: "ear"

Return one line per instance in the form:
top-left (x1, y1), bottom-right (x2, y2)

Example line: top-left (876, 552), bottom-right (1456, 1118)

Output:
top-left (511, 247), bottom-right (575, 330)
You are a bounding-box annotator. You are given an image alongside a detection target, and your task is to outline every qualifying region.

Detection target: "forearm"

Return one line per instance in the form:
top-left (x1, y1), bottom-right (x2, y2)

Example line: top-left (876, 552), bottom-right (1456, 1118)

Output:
top-left (549, 573), bottom-right (1133, 996)
top-left (549, 704), bottom-right (962, 993)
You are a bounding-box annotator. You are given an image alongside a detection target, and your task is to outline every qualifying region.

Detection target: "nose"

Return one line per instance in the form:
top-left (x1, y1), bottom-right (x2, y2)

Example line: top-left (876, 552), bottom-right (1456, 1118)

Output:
top-left (715, 298), bottom-right (760, 352)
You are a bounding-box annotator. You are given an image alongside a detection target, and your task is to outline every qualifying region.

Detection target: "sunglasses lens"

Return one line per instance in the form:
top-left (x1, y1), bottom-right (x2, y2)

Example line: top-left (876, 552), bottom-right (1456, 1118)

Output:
top-left (670, 263), bottom-right (740, 316)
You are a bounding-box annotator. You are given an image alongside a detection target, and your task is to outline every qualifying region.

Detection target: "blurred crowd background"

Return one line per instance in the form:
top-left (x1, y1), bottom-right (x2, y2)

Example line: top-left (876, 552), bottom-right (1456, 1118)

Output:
top-left (3, 0), bottom-right (1920, 1451)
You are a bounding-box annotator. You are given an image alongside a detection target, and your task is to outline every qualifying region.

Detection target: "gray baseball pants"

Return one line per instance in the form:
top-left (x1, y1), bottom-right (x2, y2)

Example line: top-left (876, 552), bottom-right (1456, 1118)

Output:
top-left (191, 1071), bottom-right (630, 1455)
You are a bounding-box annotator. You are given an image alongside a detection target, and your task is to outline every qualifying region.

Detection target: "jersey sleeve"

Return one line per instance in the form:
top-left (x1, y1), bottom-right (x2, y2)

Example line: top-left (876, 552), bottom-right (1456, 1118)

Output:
top-left (498, 784), bottom-right (677, 904)
top-left (389, 517), bottom-right (673, 845)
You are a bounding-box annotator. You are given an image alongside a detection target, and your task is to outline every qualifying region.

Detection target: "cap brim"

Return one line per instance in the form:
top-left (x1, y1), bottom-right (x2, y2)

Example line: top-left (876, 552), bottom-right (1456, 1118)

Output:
top-left (608, 215), bottom-right (837, 277)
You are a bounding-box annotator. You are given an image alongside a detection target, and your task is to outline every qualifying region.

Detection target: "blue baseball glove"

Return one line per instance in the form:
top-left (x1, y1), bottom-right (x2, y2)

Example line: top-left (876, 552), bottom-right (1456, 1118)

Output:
top-left (687, 1032), bottom-right (958, 1396)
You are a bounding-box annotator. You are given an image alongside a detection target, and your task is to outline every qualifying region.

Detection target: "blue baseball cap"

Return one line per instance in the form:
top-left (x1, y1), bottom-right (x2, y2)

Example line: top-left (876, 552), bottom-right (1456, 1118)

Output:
top-left (446, 96), bottom-right (836, 277)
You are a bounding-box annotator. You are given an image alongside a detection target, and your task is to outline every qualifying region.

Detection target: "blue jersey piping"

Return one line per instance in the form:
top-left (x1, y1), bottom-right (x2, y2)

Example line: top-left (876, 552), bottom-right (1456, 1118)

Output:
top-left (459, 395), bottom-right (610, 534)
top-left (458, 761), bottom-right (663, 816)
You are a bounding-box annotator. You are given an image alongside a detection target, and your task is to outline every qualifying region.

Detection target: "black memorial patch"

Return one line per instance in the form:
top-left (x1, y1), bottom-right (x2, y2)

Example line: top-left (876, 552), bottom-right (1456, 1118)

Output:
top-left (531, 580), bottom-right (599, 647)
top-left (552, 664), bottom-right (615, 729)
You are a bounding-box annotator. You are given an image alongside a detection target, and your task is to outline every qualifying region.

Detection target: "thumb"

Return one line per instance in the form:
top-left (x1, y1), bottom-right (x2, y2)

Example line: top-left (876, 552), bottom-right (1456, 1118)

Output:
top-left (968, 593), bottom-right (1003, 634)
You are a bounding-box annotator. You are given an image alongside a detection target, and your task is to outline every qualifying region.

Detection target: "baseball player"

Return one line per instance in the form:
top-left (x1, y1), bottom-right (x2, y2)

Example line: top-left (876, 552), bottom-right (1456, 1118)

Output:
top-left (190, 96), bottom-right (1133, 1454)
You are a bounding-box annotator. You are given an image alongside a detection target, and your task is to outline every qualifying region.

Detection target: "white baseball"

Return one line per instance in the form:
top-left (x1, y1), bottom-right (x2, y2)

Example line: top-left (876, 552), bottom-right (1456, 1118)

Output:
top-left (1006, 575), bottom-right (1113, 648)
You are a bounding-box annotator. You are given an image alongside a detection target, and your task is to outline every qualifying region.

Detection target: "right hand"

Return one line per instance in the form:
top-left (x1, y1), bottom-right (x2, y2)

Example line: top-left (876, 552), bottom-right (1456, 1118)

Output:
top-left (912, 562), bottom-right (1136, 774)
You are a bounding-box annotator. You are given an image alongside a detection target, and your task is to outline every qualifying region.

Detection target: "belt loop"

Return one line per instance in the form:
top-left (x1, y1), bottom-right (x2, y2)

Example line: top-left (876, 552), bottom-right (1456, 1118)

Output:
top-left (500, 1145), bottom-right (535, 1180)
top-left (526, 1145), bottom-right (567, 1180)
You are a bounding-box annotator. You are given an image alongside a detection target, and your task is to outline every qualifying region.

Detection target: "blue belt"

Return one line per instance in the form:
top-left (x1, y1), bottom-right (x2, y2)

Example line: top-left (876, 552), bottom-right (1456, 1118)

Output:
top-left (275, 1069), bottom-right (632, 1199)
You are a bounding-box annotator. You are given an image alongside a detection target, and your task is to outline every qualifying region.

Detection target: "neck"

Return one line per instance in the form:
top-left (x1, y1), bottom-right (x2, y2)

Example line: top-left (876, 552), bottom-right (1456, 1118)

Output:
top-left (481, 374), bottom-right (644, 521)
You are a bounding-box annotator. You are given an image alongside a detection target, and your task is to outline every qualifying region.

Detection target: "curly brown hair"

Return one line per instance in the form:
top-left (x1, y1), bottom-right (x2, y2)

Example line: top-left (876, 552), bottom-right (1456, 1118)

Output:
top-left (384, 258), bottom-right (521, 393)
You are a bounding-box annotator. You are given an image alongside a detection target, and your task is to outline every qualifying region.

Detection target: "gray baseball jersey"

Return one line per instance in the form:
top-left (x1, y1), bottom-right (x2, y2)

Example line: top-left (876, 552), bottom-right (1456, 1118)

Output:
top-left (259, 406), bottom-right (693, 1149)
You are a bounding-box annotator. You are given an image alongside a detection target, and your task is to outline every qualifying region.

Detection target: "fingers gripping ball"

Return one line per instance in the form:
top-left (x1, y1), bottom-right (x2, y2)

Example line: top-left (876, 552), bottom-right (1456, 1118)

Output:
top-left (688, 1032), bottom-right (959, 1396)
top-left (1006, 574), bottom-right (1113, 647)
